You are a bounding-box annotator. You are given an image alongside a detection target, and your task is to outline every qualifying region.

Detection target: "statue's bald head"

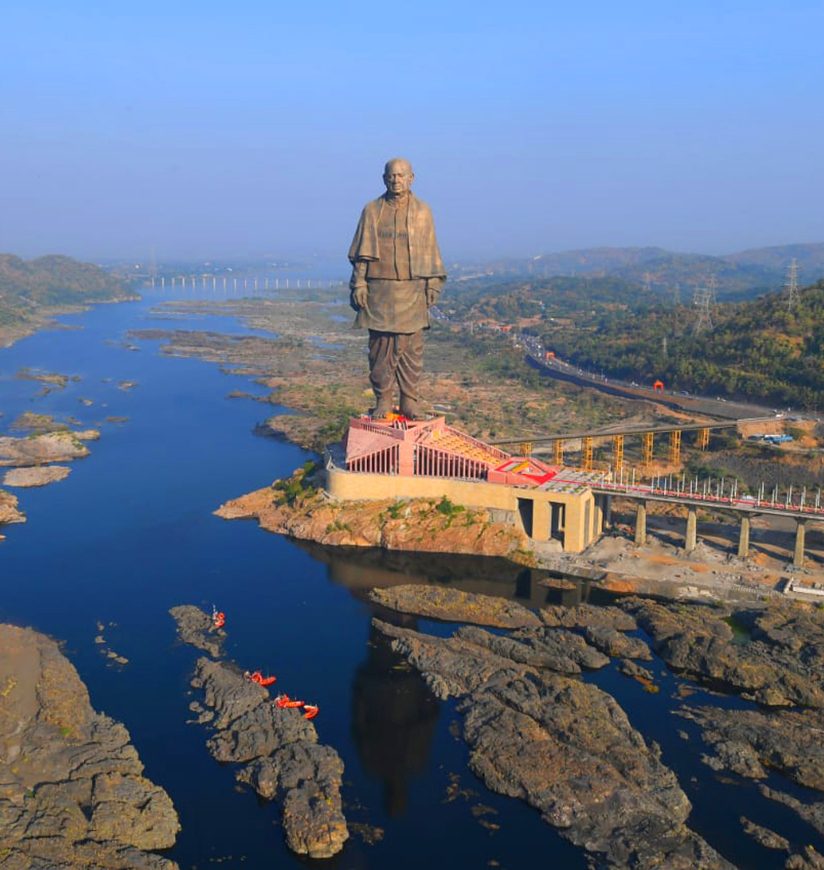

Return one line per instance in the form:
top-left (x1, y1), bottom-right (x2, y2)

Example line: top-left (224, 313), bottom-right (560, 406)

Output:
top-left (383, 158), bottom-right (414, 197)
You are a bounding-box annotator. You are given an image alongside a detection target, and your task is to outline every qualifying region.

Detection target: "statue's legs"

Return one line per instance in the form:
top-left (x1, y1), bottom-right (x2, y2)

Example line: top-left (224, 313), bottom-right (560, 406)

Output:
top-left (368, 330), bottom-right (423, 418)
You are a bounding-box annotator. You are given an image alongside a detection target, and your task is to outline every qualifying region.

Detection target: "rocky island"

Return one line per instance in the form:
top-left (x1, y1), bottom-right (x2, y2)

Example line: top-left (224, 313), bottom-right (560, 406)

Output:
top-left (170, 605), bottom-right (349, 859)
top-left (0, 623), bottom-right (179, 868)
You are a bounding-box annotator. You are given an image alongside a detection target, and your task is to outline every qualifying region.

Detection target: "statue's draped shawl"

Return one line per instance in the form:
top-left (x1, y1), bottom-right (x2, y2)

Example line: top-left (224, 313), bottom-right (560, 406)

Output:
top-left (348, 194), bottom-right (446, 279)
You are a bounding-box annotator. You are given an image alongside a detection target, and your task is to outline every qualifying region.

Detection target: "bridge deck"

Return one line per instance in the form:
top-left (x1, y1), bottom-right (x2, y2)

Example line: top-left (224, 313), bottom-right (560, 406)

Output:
top-left (586, 480), bottom-right (824, 522)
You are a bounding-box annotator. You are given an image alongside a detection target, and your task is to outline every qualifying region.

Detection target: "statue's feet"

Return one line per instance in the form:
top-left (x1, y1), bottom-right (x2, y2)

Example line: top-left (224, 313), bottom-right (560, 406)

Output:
top-left (370, 401), bottom-right (394, 419)
top-left (399, 402), bottom-right (426, 421)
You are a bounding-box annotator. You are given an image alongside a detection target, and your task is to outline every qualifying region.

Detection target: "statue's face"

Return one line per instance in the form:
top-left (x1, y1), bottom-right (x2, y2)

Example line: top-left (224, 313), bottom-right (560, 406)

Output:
top-left (383, 160), bottom-right (414, 196)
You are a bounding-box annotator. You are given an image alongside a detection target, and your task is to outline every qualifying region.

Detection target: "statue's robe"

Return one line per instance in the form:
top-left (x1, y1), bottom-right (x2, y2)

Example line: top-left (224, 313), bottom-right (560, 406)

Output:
top-left (348, 193), bottom-right (446, 333)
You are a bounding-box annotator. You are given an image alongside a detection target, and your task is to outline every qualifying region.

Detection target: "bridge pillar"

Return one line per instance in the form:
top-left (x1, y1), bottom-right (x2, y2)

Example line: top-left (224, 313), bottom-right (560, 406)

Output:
top-left (738, 515), bottom-right (751, 559)
top-left (553, 439), bottom-right (564, 466)
top-left (685, 508), bottom-right (697, 554)
top-left (794, 520), bottom-right (806, 568)
top-left (634, 501), bottom-right (647, 546)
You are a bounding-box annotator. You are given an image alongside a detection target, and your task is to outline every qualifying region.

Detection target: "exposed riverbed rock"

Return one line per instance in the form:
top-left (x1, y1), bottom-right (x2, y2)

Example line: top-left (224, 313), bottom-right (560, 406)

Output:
top-left (0, 623), bottom-right (179, 869)
top-left (215, 478), bottom-right (535, 565)
top-left (374, 617), bottom-right (730, 868)
top-left (0, 431), bottom-right (91, 467)
top-left (680, 705), bottom-right (824, 791)
top-left (173, 606), bottom-right (348, 859)
top-left (623, 597), bottom-right (824, 708)
top-left (0, 488), bottom-right (26, 527)
top-left (368, 584), bottom-right (541, 628)
top-left (740, 816), bottom-right (790, 851)
top-left (584, 625), bottom-right (653, 660)
top-left (169, 604), bottom-right (225, 658)
top-left (759, 786), bottom-right (824, 838)
top-left (540, 603), bottom-right (637, 632)
top-left (3, 465), bottom-right (71, 487)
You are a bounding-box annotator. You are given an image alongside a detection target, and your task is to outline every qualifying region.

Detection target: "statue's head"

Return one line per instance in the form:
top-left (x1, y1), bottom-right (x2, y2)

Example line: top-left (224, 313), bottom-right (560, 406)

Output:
top-left (383, 158), bottom-right (414, 196)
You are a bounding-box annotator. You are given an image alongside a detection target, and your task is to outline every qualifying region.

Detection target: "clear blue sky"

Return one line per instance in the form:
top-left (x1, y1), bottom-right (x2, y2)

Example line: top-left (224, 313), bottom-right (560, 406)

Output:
top-left (2, 1), bottom-right (822, 263)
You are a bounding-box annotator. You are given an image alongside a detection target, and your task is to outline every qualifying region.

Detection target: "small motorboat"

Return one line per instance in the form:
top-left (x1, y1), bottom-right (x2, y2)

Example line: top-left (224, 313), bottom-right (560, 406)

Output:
top-left (211, 606), bottom-right (226, 629)
top-left (302, 704), bottom-right (319, 720)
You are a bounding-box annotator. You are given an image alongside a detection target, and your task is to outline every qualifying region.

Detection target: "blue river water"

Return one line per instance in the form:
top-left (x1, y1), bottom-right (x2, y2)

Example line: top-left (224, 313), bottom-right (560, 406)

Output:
top-left (1, 292), bottom-right (822, 869)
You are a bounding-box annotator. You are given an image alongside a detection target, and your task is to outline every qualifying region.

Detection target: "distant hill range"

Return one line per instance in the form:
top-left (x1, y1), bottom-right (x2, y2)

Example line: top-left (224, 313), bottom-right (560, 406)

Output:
top-left (0, 254), bottom-right (134, 339)
top-left (477, 242), bottom-right (824, 301)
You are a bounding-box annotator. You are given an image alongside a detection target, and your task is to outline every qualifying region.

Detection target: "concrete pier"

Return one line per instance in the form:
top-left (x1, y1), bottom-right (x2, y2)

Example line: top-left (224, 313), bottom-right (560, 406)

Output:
top-left (738, 515), bottom-right (751, 559)
top-left (634, 501), bottom-right (647, 546)
top-left (794, 520), bottom-right (806, 568)
top-left (685, 508), bottom-right (697, 553)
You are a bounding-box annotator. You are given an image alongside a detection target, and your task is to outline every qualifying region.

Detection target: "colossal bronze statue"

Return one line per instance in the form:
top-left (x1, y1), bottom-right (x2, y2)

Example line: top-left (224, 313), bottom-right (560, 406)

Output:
top-left (348, 158), bottom-right (446, 419)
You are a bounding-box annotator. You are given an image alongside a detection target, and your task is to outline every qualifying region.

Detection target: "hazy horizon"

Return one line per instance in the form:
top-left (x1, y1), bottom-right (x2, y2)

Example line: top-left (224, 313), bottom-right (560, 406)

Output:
top-left (2, 1), bottom-right (823, 263)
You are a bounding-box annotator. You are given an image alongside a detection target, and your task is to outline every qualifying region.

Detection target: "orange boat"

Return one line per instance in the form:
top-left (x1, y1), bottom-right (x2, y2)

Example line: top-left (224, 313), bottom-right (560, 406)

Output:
top-left (302, 704), bottom-right (319, 720)
top-left (247, 671), bottom-right (277, 687)
top-left (274, 693), bottom-right (304, 709)
top-left (212, 606), bottom-right (226, 629)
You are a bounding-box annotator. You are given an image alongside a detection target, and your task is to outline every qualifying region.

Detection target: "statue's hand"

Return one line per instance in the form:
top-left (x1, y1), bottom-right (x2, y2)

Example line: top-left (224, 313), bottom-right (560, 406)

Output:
top-left (425, 285), bottom-right (440, 307)
top-left (351, 285), bottom-right (368, 311)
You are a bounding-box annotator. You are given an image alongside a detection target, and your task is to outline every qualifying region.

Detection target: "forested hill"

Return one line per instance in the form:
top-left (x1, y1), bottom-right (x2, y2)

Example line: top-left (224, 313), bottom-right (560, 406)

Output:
top-left (0, 254), bottom-right (134, 332)
top-left (0, 254), bottom-right (131, 305)
top-left (475, 242), bottom-right (824, 301)
top-left (540, 280), bottom-right (824, 409)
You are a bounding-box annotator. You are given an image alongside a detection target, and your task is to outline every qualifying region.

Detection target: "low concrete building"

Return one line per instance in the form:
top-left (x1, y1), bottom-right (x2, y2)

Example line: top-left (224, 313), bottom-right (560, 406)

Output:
top-left (326, 416), bottom-right (605, 553)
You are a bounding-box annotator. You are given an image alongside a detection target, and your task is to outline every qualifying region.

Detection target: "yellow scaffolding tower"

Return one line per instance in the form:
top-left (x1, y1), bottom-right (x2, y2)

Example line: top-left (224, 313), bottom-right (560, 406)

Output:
top-left (612, 434), bottom-right (624, 474)
top-left (669, 429), bottom-right (682, 465)
top-left (553, 439), bottom-right (564, 466)
top-left (642, 431), bottom-right (654, 466)
top-left (581, 436), bottom-right (593, 471)
top-left (519, 441), bottom-right (534, 457)
top-left (697, 427), bottom-right (710, 451)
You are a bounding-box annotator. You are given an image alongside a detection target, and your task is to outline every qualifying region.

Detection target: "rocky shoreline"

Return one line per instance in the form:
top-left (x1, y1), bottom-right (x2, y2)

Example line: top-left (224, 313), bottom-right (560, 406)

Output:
top-left (215, 465), bottom-right (536, 566)
top-left (170, 605), bottom-right (349, 859)
top-left (0, 623), bottom-right (179, 869)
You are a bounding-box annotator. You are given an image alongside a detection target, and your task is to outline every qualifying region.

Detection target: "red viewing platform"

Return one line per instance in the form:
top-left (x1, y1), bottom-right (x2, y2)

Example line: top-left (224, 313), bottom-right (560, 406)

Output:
top-left (344, 415), bottom-right (558, 487)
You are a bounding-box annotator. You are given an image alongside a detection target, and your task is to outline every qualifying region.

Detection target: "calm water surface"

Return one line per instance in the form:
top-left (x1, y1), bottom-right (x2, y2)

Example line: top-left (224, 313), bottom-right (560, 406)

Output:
top-left (1, 292), bottom-right (821, 869)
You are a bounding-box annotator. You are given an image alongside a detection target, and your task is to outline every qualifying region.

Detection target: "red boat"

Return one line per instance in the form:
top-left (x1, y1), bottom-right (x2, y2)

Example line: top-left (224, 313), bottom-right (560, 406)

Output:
top-left (274, 693), bottom-right (304, 709)
top-left (303, 704), bottom-right (319, 720)
top-left (212, 606), bottom-right (226, 629)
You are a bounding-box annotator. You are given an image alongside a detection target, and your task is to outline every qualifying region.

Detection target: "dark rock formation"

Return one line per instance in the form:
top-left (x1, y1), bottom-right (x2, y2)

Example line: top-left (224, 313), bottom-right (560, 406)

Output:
top-left (740, 816), bottom-right (790, 851)
top-left (368, 584), bottom-right (541, 628)
top-left (759, 786), bottom-right (824, 837)
top-left (374, 617), bottom-right (730, 868)
top-left (540, 604), bottom-right (637, 632)
top-left (0, 623), bottom-right (179, 869)
top-left (172, 606), bottom-right (347, 860)
top-left (623, 598), bottom-right (824, 708)
top-left (679, 705), bottom-right (824, 790)
top-left (169, 604), bottom-right (225, 658)
top-left (619, 659), bottom-right (656, 685)
top-left (584, 625), bottom-right (652, 660)
top-left (786, 845), bottom-right (824, 869)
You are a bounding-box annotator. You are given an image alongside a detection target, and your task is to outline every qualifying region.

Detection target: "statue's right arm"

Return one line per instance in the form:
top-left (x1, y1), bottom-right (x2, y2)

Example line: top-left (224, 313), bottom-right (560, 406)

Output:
top-left (349, 261), bottom-right (368, 310)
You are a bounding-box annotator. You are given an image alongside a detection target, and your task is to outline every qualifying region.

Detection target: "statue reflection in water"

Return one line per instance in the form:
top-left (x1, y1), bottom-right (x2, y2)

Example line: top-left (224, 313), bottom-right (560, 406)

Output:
top-left (296, 541), bottom-right (601, 814)
top-left (350, 614), bottom-right (440, 816)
